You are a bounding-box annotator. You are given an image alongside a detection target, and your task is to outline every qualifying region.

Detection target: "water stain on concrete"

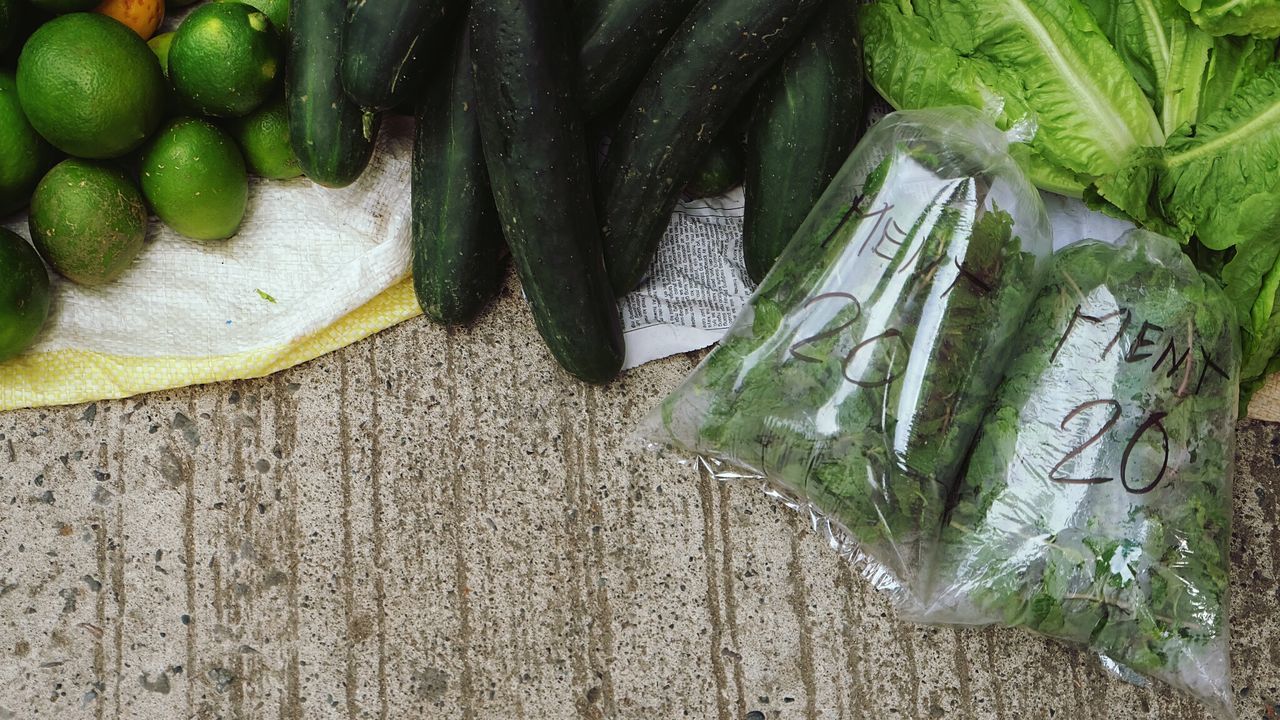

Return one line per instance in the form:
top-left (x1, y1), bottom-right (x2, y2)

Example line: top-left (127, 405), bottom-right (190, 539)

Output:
top-left (412, 668), bottom-right (449, 701)
top-left (139, 672), bottom-right (171, 695)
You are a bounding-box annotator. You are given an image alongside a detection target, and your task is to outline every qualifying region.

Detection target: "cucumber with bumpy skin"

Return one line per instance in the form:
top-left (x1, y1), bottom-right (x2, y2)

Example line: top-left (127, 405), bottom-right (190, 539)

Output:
top-left (340, 0), bottom-right (461, 111)
top-left (744, 0), bottom-right (866, 283)
top-left (471, 0), bottom-right (624, 383)
top-left (574, 0), bottom-right (698, 118)
top-left (685, 127), bottom-right (743, 198)
top-left (287, 0), bottom-right (380, 187)
top-left (598, 0), bottom-right (828, 294)
top-left (412, 23), bottom-right (505, 326)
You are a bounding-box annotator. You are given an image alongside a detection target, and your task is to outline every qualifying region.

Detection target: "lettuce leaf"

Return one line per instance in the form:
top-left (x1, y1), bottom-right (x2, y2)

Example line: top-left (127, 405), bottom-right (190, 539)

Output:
top-left (1199, 35), bottom-right (1276, 118)
top-left (1156, 64), bottom-right (1280, 389)
top-left (1082, 0), bottom-right (1213, 135)
top-left (1180, 0), bottom-right (1280, 38)
top-left (862, 0), bottom-right (1164, 217)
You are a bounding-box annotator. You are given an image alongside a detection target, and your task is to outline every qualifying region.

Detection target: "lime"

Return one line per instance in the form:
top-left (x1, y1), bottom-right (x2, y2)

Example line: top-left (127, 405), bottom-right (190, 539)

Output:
top-left (0, 70), bottom-right (58, 216)
top-left (29, 0), bottom-right (99, 14)
top-left (228, 94), bottom-right (300, 179)
top-left (140, 117), bottom-right (248, 240)
top-left (28, 159), bottom-right (147, 285)
top-left (0, 227), bottom-right (51, 362)
top-left (16, 13), bottom-right (165, 159)
top-left (147, 29), bottom-right (173, 74)
top-left (217, 0), bottom-right (286, 35)
top-left (169, 3), bottom-right (281, 118)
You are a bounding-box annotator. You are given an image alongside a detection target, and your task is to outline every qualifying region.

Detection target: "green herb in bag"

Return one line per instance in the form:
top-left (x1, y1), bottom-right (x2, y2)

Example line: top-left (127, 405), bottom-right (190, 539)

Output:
top-left (924, 231), bottom-right (1240, 718)
top-left (648, 108), bottom-right (1052, 589)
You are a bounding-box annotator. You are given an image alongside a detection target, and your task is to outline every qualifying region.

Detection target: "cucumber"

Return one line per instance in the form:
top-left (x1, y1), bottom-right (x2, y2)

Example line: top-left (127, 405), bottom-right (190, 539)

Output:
top-left (685, 128), bottom-right (743, 198)
top-left (341, 0), bottom-right (459, 111)
top-left (471, 0), bottom-right (624, 384)
top-left (412, 24), bottom-right (505, 326)
top-left (598, 0), bottom-right (827, 294)
top-left (744, 0), bottom-right (865, 283)
top-left (287, 0), bottom-right (380, 187)
top-left (574, 0), bottom-right (699, 118)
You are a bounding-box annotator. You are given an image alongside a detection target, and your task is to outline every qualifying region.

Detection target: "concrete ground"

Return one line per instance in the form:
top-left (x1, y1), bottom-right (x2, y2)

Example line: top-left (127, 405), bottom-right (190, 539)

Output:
top-left (0, 280), bottom-right (1277, 720)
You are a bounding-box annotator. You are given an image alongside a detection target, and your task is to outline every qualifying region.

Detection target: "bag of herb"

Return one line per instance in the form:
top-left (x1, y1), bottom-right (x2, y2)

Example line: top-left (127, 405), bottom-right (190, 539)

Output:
top-left (640, 107), bottom-right (1053, 593)
top-left (921, 230), bottom-right (1240, 718)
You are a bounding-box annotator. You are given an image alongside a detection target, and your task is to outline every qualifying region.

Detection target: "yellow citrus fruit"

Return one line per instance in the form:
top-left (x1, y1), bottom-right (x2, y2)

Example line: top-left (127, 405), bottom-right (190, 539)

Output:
top-left (94, 0), bottom-right (164, 39)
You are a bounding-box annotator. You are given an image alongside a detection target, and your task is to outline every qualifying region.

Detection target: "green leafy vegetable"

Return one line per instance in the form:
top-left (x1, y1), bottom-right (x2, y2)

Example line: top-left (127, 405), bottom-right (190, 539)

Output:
top-left (861, 0), bottom-right (1164, 217)
top-left (652, 111), bottom-right (1048, 587)
top-left (1180, 0), bottom-right (1280, 38)
top-left (928, 232), bottom-right (1239, 717)
top-left (1198, 35), bottom-right (1275, 119)
top-left (1152, 65), bottom-right (1280, 389)
top-left (1082, 0), bottom-right (1214, 136)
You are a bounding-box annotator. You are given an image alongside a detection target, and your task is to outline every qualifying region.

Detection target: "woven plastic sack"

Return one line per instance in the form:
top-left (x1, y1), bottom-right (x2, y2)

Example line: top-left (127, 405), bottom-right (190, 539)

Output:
top-left (919, 230), bottom-right (1240, 718)
top-left (0, 119), bottom-right (416, 411)
top-left (641, 107), bottom-right (1053, 592)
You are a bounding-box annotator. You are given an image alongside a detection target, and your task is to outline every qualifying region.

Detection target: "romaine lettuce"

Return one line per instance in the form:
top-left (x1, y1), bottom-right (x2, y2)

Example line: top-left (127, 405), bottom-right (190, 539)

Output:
top-left (862, 0), bottom-right (1164, 218)
top-left (1083, 0), bottom-right (1213, 135)
top-left (1180, 0), bottom-right (1280, 38)
top-left (1153, 66), bottom-right (1280, 389)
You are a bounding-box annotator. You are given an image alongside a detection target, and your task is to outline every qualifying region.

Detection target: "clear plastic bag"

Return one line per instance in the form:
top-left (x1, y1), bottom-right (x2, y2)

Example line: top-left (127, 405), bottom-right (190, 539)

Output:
top-left (919, 230), bottom-right (1240, 718)
top-left (641, 107), bottom-right (1053, 592)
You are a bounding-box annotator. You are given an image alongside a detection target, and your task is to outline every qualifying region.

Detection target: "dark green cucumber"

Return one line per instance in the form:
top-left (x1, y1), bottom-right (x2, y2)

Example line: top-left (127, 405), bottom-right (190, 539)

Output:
top-left (412, 24), bottom-right (505, 326)
top-left (744, 0), bottom-right (865, 283)
top-left (341, 0), bottom-right (460, 111)
top-left (471, 0), bottom-right (624, 384)
top-left (288, 0), bottom-right (380, 187)
top-left (574, 0), bottom-right (699, 118)
top-left (685, 128), bottom-right (743, 198)
top-left (598, 0), bottom-right (827, 294)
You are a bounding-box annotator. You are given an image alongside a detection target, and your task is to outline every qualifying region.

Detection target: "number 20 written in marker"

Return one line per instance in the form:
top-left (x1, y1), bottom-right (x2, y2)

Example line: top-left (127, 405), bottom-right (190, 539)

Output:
top-left (1048, 399), bottom-right (1170, 494)
top-left (787, 293), bottom-right (907, 389)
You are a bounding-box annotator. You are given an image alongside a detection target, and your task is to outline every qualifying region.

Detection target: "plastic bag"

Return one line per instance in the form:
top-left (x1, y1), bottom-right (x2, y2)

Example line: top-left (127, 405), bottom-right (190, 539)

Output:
top-left (641, 107), bottom-right (1053, 591)
top-left (920, 230), bottom-right (1240, 718)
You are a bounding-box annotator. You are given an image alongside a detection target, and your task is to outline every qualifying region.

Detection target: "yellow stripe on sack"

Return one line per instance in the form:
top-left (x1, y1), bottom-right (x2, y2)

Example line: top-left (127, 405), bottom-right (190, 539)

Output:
top-left (0, 278), bottom-right (422, 412)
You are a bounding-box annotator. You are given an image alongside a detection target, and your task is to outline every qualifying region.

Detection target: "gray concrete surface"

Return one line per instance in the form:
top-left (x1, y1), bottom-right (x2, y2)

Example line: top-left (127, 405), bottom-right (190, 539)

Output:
top-left (0, 281), bottom-right (1277, 720)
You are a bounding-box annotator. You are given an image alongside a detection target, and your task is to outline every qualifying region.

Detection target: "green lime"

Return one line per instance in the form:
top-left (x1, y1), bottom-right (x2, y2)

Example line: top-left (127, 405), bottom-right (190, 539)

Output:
top-left (0, 227), bottom-right (51, 362)
top-left (169, 3), bottom-right (281, 118)
top-left (217, 0), bottom-right (287, 35)
top-left (16, 13), bottom-right (166, 159)
top-left (228, 94), bottom-right (299, 179)
top-left (28, 0), bottom-right (98, 14)
top-left (28, 159), bottom-right (147, 285)
top-left (140, 117), bottom-right (248, 240)
top-left (1, 70), bottom-right (58, 216)
top-left (147, 30), bottom-right (174, 75)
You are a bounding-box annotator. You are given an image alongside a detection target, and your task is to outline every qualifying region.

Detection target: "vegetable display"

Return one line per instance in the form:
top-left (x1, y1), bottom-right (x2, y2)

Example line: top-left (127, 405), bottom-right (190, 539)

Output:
top-left (861, 0), bottom-right (1280, 399)
top-left (925, 231), bottom-right (1240, 718)
top-left (648, 108), bottom-right (1050, 588)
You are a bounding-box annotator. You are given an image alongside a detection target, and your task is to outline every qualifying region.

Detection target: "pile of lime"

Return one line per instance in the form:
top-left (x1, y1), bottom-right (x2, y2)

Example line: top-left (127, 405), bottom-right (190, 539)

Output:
top-left (0, 0), bottom-right (301, 360)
